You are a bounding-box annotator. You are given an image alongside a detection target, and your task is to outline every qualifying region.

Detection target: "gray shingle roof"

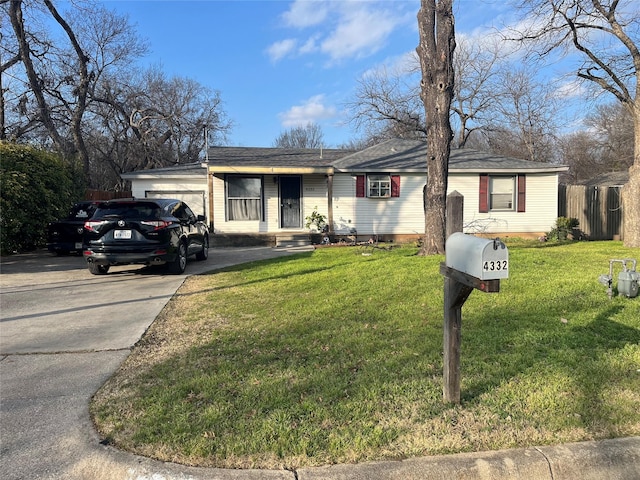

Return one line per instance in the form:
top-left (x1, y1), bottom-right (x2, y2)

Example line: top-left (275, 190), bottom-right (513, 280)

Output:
top-left (123, 139), bottom-right (568, 177)
top-left (206, 146), bottom-right (351, 168)
top-left (577, 171), bottom-right (629, 186)
top-left (333, 139), bottom-right (568, 173)
top-left (121, 162), bottom-right (206, 178)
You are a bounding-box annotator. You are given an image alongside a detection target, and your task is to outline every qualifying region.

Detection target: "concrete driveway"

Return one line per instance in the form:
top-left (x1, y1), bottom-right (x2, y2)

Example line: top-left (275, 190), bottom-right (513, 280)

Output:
top-left (0, 247), bottom-right (309, 480)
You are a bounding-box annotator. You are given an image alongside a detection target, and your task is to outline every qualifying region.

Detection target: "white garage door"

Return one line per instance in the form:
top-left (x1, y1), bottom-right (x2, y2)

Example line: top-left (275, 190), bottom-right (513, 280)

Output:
top-left (145, 190), bottom-right (206, 218)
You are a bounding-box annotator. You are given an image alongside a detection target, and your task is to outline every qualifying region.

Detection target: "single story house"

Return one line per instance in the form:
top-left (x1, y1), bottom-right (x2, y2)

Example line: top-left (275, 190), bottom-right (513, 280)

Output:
top-left (121, 138), bottom-right (568, 244)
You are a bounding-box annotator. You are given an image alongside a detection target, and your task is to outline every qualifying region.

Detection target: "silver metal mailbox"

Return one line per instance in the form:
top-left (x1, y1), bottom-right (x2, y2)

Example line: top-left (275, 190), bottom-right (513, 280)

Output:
top-left (445, 232), bottom-right (509, 280)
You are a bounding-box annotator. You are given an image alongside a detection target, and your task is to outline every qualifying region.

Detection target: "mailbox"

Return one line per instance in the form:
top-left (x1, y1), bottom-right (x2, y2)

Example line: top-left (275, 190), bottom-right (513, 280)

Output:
top-left (445, 232), bottom-right (508, 280)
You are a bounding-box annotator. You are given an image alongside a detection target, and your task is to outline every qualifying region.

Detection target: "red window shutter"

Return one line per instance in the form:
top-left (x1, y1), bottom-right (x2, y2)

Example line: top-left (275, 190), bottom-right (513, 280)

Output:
top-left (517, 174), bottom-right (526, 212)
top-left (479, 174), bottom-right (489, 213)
top-left (391, 175), bottom-right (400, 197)
top-left (356, 175), bottom-right (365, 197)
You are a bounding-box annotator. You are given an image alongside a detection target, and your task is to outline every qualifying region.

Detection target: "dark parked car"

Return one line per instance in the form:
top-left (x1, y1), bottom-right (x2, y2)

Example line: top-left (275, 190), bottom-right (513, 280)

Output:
top-left (82, 198), bottom-right (209, 275)
top-left (47, 201), bottom-right (99, 255)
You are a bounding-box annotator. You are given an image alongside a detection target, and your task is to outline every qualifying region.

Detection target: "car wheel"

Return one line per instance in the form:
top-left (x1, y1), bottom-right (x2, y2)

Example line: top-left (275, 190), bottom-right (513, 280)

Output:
top-left (195, 235), bottom-right (209, 261)
top-left (87, 263), bottom-right (110, 275)
top-left (167, 241), bottom-right (187, 274)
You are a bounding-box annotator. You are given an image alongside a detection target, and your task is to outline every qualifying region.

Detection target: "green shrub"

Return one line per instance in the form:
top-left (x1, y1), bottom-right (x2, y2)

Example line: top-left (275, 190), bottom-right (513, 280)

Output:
top-left (547, 216), bottom-right (580, 241)
top-left (0, 142), bottom-right (85, 254)
top-left (304, 207), bottom-right (327, 232)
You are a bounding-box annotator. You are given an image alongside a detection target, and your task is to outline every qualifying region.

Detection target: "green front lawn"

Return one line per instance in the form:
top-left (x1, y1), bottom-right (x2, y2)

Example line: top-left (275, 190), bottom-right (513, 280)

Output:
top-left (91, 241), bottom-right (640, 470)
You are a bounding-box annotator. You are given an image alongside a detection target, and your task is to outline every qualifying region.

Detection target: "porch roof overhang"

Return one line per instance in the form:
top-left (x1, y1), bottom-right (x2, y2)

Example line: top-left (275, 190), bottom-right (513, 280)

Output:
top-left (206, 165), bottom-right (335, 175)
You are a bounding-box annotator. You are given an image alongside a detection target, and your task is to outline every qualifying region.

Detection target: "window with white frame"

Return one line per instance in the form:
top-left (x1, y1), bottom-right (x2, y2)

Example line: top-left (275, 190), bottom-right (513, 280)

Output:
top-left (489, 176), bottom-right (515, 210)
top-left (368, 174), bottom-right (391, 198)
top-left (226, 176), bottom-right (262, 220)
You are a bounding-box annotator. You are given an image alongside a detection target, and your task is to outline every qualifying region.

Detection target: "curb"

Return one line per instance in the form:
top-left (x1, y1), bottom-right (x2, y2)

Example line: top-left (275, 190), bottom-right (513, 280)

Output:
top-left (85, 436), bottom-right (640, 480)
top-left (297, 436), bottom-right (640, 479)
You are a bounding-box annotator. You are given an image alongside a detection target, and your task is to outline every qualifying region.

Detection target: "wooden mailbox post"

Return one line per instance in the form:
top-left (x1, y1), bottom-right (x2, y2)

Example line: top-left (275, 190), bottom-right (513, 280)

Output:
top-left (440, 233), bottom-right (508, 404)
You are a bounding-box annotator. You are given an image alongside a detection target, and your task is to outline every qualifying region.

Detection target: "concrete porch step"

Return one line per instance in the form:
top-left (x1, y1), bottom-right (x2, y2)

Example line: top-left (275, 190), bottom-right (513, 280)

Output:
top-left (275, 234), bottom-right (312, 247)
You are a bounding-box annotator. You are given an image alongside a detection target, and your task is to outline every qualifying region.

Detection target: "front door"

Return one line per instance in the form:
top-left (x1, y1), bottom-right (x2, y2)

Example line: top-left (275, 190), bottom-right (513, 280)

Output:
top-left (280, 176), bottom-right (301, 228)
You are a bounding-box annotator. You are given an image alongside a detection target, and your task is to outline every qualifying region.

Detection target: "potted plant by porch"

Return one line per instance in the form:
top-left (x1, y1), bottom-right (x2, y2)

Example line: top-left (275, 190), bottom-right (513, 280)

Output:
top-left (305, 208), bottom-right (329, 245)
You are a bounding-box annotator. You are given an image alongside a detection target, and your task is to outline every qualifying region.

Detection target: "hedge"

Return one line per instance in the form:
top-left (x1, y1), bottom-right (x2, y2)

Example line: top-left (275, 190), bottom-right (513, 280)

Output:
top-left (0, 142), bottom-right (85, 254)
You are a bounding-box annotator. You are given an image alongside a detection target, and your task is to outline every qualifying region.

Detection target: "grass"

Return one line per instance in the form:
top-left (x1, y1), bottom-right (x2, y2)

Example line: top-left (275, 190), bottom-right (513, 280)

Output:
top-left (90, 241), bottom-right (640, 470)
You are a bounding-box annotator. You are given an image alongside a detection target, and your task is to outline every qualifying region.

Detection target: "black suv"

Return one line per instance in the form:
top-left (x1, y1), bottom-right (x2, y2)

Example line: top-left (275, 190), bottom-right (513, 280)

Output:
top-left (47, 201), bottom-right (99, 255)
top-left (83, 198), bottom-right (209, 275)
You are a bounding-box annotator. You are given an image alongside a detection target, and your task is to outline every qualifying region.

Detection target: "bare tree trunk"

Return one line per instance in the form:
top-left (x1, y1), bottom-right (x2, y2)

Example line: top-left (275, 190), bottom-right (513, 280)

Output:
top-left (9, 0), bottom-right (65, 150)
top-left (416, 0), bottom-right (455, 255)
top-left (623, 102), bottom-right (640, 246)
top-left (43, 0), bottom-right (91, 179)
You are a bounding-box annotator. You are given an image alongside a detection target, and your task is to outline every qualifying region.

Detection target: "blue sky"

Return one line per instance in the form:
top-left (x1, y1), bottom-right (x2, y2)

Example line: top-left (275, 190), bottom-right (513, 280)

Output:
top-left (100, 0), bottom-right (582, 148)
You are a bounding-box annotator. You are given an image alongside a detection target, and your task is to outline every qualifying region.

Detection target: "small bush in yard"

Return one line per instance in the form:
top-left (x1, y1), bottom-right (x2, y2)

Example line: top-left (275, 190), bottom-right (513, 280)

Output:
top-left (547, 216), bottom-right (580, 241)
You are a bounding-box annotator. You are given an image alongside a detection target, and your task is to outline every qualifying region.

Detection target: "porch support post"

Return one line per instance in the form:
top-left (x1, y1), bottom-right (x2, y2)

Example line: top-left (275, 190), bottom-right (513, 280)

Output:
top-left (207, 171), bottom-right (214, 231)
top-left (327, 173), bottom-right (334, 233)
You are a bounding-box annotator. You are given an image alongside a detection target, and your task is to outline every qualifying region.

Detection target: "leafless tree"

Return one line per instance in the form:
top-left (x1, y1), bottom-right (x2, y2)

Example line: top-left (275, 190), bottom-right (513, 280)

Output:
top-left (4, 0), bottom-right (147, 177)
top-left (273, 123), bottom-right (325, 149)
top-left (416, 0), bottom-right (455, 255)
top-left (347, 63), bottom-right (426, 144)
top-left (587, 102), bottom-right (634, 171)
top-left (451, 36), bottom-right (503, 148)
top-left (89, 67), bottom-right (230, 189)
top-left (511, 0), bottom-right (640, 246)
top-left (557, 131), bottom-right (601, 183)
top-left (482, 65), bottom-right (559, 162)
top-left (558, 102), bottom-right (634, 183)
top-left (8, 0), bottom-right (96, 175)
top-left (2, 0), bottom-right (230, 190)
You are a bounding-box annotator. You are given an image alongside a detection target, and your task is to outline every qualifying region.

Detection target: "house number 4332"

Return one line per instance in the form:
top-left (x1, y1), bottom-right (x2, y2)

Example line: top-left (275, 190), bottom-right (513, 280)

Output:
top-left (483, 260), bottom-right (508, 272)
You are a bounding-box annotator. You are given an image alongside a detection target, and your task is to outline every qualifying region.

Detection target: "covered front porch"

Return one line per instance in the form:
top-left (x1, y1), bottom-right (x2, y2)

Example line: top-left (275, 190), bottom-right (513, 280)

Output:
top-left (206, 165), bottom-right (338, 238)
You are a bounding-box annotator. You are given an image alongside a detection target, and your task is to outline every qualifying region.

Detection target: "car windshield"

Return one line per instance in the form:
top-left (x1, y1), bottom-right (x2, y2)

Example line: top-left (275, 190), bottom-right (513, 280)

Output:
top-left (94, 202), bottom-right (161, 219)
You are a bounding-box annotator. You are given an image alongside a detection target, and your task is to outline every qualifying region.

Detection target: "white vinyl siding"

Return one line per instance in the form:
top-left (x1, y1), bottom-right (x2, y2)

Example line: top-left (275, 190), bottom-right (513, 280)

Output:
top-left (448, 173), bottom-right (558, 234)
top-left (302, 175), bottom-right (329, 229)
top-left (129, 170), bottom-right (560, 237)
top-left (332, 174), bottom-right (425, 235)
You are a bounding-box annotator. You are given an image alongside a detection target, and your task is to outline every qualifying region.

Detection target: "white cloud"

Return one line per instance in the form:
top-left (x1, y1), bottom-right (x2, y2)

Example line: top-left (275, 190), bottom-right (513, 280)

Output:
top-left (282, 0), bottom-right (329, 28)
top-left (299, 35), bottom-right (320, 55)
top-left (320, 4), bottom-right (399, 61)
top-left (266, 39), bottom-right (298, 62)
top-left (554, 78), bottom-right (586, 99)
top-left (278, 95), bottom-right (337, 127)
top-left (271, 1), bottom-right (411, 63)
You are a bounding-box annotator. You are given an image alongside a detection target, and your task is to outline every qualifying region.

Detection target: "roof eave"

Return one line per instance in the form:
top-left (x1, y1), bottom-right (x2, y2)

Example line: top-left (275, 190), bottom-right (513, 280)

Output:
top-left (207, 165), bottom-right (334, 174)
top-left (120, 172), bottom-right (206, 179)
top-left (449, 166), bottom-right (570, 174)
top-left (335, 166), bottom-right (569, 174)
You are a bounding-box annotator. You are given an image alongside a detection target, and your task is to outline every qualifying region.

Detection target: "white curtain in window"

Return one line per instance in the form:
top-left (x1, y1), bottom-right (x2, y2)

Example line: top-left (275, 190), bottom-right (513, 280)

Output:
top-left (228, 199), bottom-right (260, 220)
top-left (227, 176), bottom-right (261, 220)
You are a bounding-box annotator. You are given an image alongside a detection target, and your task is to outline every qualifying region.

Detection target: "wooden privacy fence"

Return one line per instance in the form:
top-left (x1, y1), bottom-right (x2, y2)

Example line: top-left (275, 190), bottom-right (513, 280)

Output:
top-left (85, 189), bottom-right (132, 201)
top-left (558, 184), bottom-right (623, 240)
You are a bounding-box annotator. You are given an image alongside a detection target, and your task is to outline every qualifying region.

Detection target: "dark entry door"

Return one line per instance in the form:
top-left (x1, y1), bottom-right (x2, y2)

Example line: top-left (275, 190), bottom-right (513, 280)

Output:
top-left (280, 176), bottom-right (301, 228)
